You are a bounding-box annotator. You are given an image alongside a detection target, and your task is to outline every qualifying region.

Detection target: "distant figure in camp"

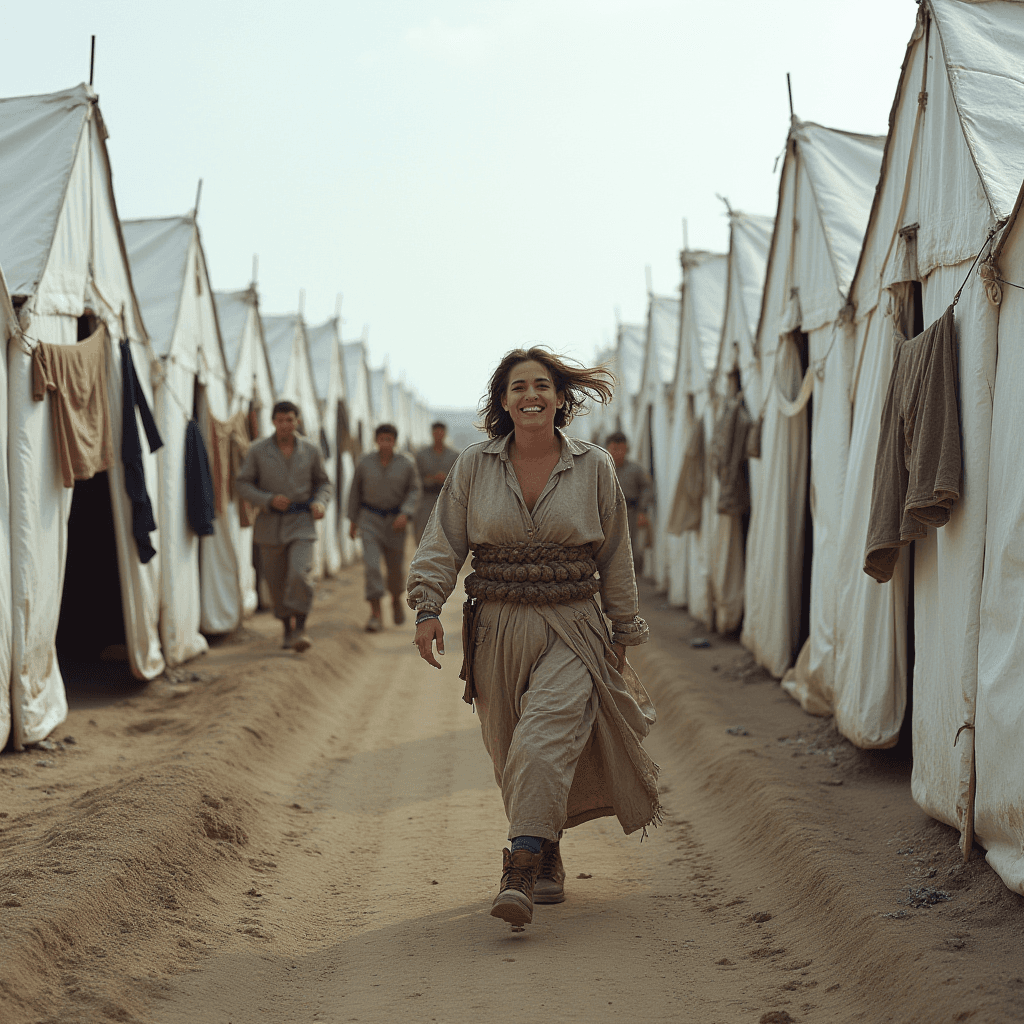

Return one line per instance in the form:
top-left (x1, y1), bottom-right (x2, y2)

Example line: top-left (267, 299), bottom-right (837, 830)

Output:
top-left (236, 401), bottom-right (331, 653)
top-left (605, 431), bottom-right (653, 577)
top-left (408, 348), bottom-right (658, 932)
top-left (413, 421), bottom-right (459, 544)
top-left (348, 423), bottom-right (422, 633)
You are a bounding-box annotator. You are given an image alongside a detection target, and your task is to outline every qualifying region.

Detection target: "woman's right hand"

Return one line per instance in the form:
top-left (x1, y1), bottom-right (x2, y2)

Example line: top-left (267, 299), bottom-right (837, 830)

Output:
top-left (414, 618), bottom-right (445, 669)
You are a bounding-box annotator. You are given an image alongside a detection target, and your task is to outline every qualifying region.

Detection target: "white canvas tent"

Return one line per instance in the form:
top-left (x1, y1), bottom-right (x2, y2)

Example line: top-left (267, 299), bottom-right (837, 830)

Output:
top-left (214, 285), bottom-right (276, 614)
top-left (0, 84), bottom-right (164, 749)
top-left (263, 311), bottom-right (326, 572)
top-left (741, 121), bottom-right (884, 688)
top-left (123, 214), bottom-right (241, 662)
top-left (342, 338), bottom-right (374, 458)
top-left (612, 323), bottom-right (646, 448)
top-left (0, 266), bottom-right (18, 749)
top-left (702, 211), bottom-right (774, 633)
top-left (633, 294), bottom-right (681, 588)
top-left (307, 315), bottom-right (350, 572)
top-left (369, 365), bottom-right (395, 429)
top-left (827, 0), bottom-right (1024, 894)
top-left (663, 251), bottom-right (728, 621)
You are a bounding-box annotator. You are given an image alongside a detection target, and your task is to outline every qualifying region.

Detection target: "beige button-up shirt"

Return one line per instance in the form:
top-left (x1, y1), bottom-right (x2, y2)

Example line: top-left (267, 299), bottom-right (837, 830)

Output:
top-left (347, 451), bottom-right (422, 522)
top-left (235, 434), bottom-right (331, 545)
top-left (408, 431), bottom-right (639, 625)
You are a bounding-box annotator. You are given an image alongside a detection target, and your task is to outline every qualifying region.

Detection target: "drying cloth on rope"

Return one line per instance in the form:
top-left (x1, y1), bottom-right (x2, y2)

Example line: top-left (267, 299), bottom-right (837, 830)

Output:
top-left (864, 305), bottom-right (961, 583)
top-left (667, 420), bottom-right (705, 534)
top-left (185, 419), bottom-right (216, 537)
top-left (709, 394), bottom-right (752, 517)
top-left (31, 324), bottom-right (113, 488)
top-left (120, 340), bottom-right (163, 564)
top-left (208, 410), bottom-right (252, 523)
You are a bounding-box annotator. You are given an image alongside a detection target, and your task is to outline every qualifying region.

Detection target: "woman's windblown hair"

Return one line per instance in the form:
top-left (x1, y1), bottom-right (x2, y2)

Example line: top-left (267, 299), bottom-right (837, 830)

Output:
top-left (480, 346), bottom-right (615, 439)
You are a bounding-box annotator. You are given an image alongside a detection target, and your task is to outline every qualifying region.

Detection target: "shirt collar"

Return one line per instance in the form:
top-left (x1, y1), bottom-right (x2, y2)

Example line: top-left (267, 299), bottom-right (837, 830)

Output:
top-left (482, 429), bottom-right (587, 465)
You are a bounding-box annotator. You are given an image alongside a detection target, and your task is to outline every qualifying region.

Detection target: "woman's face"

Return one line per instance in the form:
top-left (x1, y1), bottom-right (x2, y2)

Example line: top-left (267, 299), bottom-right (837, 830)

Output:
top-left (500, 359), bottom-right (563, 434)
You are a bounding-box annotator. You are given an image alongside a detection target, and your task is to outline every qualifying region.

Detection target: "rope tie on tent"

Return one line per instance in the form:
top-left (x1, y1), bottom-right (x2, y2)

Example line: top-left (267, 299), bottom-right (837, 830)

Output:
top-left (954, 723), bottom-right (974, 746)
top-left (951, 226), bottom-right (1000, 307)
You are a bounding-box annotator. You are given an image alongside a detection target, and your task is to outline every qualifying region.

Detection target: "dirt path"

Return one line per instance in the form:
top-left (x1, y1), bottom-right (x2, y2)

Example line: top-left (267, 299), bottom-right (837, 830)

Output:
top-left (3, 567), bottom-right (1024, 1023)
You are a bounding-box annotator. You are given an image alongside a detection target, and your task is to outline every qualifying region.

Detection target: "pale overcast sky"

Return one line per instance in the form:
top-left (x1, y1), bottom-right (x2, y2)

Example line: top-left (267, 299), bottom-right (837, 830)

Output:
top-left (4, 1), bottom-right (916, 408)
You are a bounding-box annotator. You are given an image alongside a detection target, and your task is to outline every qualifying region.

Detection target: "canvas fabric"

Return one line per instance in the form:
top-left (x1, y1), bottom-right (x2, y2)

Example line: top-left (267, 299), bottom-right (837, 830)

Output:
top-left (864, 305), bottom-right (961, 583)
top-left (31, 325), bottom-right (113, 488)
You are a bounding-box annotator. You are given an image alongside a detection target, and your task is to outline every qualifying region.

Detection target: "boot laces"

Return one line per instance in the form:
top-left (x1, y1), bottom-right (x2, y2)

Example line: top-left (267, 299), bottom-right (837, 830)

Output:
top-left (538, 841), bottom-right (560, 880)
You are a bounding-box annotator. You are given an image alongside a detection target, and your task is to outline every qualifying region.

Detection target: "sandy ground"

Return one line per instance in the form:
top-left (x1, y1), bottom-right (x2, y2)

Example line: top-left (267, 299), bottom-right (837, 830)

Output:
top-left (3, 564), bottom-right (1024, 1024)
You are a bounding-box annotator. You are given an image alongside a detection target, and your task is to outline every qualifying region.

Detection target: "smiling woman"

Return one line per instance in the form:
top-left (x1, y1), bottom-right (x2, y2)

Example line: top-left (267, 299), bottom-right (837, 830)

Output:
top-left (407, 346), bottom-right (658, 933)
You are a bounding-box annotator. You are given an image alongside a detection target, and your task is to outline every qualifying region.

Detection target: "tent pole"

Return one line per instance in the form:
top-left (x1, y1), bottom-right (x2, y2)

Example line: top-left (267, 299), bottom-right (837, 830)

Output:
top-left (335, 292), bottom-right (343, 323)
top-left (298, 288), bottom-right (305, 318)
top-left (251, 254), bottom-right (259, 286)
top-left (786, 72), bottom-right (794, 119)
top-left (645, 264), bottom-right (653, 296)
top-left (89, 36), bottom-right (96, 86)
top-left (193, 179), bottom-right (203, 217)
top-left (682, 218), bottom-right (689, 253)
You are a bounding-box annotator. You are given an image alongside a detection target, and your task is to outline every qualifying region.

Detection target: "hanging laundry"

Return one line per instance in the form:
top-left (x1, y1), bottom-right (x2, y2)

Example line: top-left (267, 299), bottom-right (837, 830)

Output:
top-left (709, 394), bottom-right (752, 517)
top-left (667, 418), bottom-right (705, 535)
top-left (120, 340), bottom-right (164, 564)
top-left (31, 324), bottom-right (114, 488)
top-left (864, 304), bottom-right (961, 583)
top-left (185, 419), bottom-right (216, 537)
top-left (208, 410), bottom-right (254, 525)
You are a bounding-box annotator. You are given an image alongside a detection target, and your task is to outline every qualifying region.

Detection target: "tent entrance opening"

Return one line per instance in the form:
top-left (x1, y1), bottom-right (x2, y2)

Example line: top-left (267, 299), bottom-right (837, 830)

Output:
top-left (56, 472), bottom-right (133, 691)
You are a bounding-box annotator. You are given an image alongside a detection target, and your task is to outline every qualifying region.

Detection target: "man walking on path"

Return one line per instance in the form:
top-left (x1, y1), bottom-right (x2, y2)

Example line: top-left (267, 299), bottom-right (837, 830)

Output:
top-left (236, 401), bottom-right (331, 653)
top-left (413, 421), bottom-right (459, 543)
top-left (606, 432), bottom-right (653, 577)
top-left (348, 423), bottom-right (422, 632)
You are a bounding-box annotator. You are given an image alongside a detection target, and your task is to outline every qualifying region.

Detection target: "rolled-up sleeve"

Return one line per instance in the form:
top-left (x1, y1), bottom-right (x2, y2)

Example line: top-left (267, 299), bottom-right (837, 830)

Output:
top-left (311, 447), bottom-right (332, 507)
top-left (236, 447), bottom-right (273, 510)
top-left (400, 461), bottom-right (423, 517)
top-left (593, 454), bottom-right (649, 644)
top-left (347, 459), bottom-right (364, 522)
top-left (406, 456), bottom-right (470, 612)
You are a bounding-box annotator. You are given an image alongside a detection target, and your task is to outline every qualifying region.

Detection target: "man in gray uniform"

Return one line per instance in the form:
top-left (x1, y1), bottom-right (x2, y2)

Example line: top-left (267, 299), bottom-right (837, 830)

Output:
top-left (348, 423), bottom-right (422, 632)
top-left (606, 431), bottom-right (653, 577)
top-left (413, 421), bottom-right (460, 543)
top-left (237, 401), bottom-right (331, 652)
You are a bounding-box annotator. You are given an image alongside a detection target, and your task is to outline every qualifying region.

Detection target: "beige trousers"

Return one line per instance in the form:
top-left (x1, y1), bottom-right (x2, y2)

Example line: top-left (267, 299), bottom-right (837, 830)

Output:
top-left (259, 540), bottom-right (316, 620)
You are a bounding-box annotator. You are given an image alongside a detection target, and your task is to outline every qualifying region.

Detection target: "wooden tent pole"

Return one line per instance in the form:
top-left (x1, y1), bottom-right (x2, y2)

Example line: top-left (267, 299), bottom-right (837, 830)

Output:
top-left (251, 254), bottom-right (259, 286)
top-left (193, 179), bottom-right (203, 217)
top-left (89, 36), bottom-right (96, 86)
top-left (786, 72), bottom-right (794, 118)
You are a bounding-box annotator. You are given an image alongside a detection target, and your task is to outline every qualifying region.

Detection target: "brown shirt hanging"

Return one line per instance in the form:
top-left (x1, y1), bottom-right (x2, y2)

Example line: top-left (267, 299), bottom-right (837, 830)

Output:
top-left (864, 304), bottom-right (962, 583)
top-left (32, 324), bottom-right (113, 488)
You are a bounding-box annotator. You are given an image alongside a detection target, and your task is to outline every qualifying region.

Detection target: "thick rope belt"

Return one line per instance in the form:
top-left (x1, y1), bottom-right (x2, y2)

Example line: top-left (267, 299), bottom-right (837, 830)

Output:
top-left (464, 541), bottom-right (600, 604)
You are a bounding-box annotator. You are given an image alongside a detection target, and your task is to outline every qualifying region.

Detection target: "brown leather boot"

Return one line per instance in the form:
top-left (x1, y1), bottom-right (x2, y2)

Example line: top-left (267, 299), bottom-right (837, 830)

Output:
top-left (489, 848), bottom-right (540, 926)
top-left (534, 838), bottom-right (566, 904)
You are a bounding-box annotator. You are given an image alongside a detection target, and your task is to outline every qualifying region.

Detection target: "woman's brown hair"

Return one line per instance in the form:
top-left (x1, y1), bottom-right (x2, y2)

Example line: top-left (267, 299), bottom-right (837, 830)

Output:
top-left (479, 346), bottom-right (615, 439)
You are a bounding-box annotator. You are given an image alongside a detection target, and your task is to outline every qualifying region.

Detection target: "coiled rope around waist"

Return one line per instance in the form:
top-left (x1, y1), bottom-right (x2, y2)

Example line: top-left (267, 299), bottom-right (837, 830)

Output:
top-left (464, 542), bottom-right (600, 604)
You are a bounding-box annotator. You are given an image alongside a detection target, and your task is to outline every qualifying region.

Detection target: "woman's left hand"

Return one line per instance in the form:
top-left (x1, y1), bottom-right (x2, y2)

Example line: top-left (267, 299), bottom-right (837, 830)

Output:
top-left (612, 642), bottom-right (626, 672)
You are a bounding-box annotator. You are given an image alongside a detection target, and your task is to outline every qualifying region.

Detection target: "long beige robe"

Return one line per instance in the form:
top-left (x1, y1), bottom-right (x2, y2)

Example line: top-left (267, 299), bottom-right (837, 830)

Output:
top-left (408, 431), bottom-right (660, 840)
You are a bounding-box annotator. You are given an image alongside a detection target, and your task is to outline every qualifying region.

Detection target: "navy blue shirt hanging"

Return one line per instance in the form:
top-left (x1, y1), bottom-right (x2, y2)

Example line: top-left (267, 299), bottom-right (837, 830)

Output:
top-left (120, 340), bottom-right (163, 563)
